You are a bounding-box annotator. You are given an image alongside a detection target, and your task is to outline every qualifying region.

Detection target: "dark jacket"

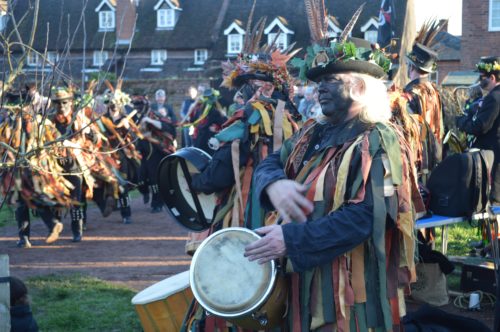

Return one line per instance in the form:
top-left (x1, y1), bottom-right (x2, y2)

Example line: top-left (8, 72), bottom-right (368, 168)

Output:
top-left (11, 305), bottom-right (39, 332)
top-left (457, 84), bottom-right (500, 203)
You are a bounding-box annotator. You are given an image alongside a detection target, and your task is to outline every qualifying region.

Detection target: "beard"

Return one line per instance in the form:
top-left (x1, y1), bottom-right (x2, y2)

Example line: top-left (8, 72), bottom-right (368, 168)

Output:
top-left (318, 81), bottom-right (353, 124)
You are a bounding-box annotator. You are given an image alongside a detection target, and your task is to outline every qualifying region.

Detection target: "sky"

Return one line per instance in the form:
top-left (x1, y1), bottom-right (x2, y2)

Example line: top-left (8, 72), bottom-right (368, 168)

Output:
top-left (414, 0), bottom-right (463, 36)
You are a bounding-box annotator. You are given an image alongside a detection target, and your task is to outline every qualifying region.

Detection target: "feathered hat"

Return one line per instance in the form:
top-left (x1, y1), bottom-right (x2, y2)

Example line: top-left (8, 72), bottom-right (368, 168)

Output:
top-left (220, 0), bottom-right (299, 97)
top-left (103, 79), bottom-right (131, 109)
top-left (51, 86), bottom-right (74, 102)
top-left (475, 56), bottom-right (500, 75)
top-left (406, 19), bottom-right (448, 73)
top-left (292, 1), bottom-right (392, 82)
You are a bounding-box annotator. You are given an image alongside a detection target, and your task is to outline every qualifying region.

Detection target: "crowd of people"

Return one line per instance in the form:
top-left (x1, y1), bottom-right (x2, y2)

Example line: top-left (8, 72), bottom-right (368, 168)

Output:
top-left (2, 2), bottom-right (499, 332)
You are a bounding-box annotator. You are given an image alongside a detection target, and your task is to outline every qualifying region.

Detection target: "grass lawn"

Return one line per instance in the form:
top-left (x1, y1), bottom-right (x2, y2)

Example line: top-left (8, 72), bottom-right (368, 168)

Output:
top-left (0, 205), bottom-right (15, 228)
top-left (27, 275), bottom-right (142, 332)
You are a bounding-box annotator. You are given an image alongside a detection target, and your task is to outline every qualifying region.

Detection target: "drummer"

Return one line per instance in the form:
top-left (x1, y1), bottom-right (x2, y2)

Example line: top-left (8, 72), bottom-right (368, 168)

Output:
top-left (244, 6), bottom-right (423, 331)
top-left (180, 13), bottom-right (298, 332)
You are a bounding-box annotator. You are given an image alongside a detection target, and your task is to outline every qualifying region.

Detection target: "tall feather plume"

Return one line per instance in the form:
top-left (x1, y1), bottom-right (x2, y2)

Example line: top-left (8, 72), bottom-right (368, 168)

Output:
top-left (247, 17), bottom-right (267, 54)
top-left (304, 0), bottom-right (328, 44)
top-left (243, 0), bottom-right (257, 53)
top-left (415, 18), bottom-right (448, 47)
top-left (339, 3), bottom-right (365, 43)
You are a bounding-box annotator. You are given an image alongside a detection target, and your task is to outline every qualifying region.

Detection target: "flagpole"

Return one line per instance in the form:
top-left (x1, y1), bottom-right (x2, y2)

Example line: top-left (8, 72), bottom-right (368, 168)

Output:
top-left (394, 0), bottom-right (416, 88)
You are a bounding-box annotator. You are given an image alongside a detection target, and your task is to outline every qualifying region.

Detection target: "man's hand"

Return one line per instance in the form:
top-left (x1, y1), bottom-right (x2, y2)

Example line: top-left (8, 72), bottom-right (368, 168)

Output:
top-left (244, 225), bottom-right (286, 264)
top-left (266, 179), bottom-right (313, 223)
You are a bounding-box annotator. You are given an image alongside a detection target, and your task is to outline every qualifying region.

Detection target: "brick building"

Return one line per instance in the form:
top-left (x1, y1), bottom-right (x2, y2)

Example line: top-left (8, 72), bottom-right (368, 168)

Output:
top-left (1, 0), bottom-right (408, 107)
top-left (440, 0), bottom-right (500, 86)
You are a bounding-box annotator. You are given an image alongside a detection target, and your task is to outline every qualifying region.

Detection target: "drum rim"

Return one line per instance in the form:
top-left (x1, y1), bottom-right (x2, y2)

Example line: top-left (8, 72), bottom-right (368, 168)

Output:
top-left (190, 227), bottom-right (277, 318)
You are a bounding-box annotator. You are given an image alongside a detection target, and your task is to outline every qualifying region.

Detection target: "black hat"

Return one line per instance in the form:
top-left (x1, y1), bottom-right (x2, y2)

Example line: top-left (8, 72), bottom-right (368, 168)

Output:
top-left (406, 43), bottom-right (438, 73)
top-left (3, 90), bottom-right (32, 106)
top-left (303, 37), bottom-right (390, 82)
top-left (475, 56), bottom-right (500, 74)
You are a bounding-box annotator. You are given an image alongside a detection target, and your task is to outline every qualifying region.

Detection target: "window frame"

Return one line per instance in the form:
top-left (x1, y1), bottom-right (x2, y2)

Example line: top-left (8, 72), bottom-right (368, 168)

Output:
top-left (194, 49), bottom-right (208, 65)
top-left (151, 49), bottom-right (168, 65)
top-left (490, 0), bottom-right (500, 31)
top-left (46, 51), bottom-right (59, 65)
top-left (227, 34), bottom-right (243, 54)
top-left (27, 52), bottom-right (39, 66)
top-left (93, 51), bottom-right (109, 67)
top-left (364, 30), bottom-right (378, 44)
top-left (99, 10), bottom-right (115, 30)
top-left (157, 8), bottom-right (175, 28)
top-left (267, 32), bottom-right (288, 50)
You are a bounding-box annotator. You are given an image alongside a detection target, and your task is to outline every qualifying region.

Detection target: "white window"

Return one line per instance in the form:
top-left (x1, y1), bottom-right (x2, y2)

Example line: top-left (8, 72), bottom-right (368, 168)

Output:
top-left (194, 49), bottom-right (208, 65)
top-left (157, 8), bottom-right (175, 28)
top-left (46, 52), bottom-right (59, 64)
top-left (27, 52), bottom-right (39, 66)
top-left (151, 49), bottom-right (167, 65)
top-left (364, 30), bottom-right (378, 44)
top-left (93, 51), bottom-right (109, 67)
top-left (490, 0), bottom-right (500, 31)
top-left (228, 34), bottom-right (243, 54)
top-left (99, 10), bottom-right (115, 30)
top-left (267, 32), bottom-right (287, 50)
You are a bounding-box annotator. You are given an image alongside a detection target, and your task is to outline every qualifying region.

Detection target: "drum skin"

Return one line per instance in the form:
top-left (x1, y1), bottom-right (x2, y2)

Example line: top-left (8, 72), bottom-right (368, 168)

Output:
top-left (132, 271), bottom-right (193, 332)
top-left (157, 147), bottom-right (216, 231)
top-left (190, 228), bottom-right (287, 330)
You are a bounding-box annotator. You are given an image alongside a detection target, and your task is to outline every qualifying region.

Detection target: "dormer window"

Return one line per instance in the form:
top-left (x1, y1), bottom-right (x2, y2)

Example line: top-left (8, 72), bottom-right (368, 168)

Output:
top-left (224, 20), bottom-right (245, 55)
top-left (155, 0), bottom-right (182, 30)
top-left (327, 16), bottom-right (342, 39)
top-left (360, 17), bottom-right (379, 44)
top-left (95, 0), bottom-right (116, 31)
top-left (264, 17), bottom-right (294, 51)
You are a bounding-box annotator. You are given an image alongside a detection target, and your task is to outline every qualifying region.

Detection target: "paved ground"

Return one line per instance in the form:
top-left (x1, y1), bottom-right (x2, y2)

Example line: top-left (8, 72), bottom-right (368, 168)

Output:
top-left (0, 196), bottom-right (495, 330)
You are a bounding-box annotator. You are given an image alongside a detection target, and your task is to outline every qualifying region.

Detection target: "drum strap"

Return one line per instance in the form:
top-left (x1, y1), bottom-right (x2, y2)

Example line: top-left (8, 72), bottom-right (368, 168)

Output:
top-left (273, 100), bottom-right (285, 152)
top-left (231, 140), bottom-right (244, 226)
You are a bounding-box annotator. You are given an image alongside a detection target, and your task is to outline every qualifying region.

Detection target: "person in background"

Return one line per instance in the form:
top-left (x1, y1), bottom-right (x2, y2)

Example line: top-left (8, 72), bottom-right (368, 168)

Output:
top-left (10, 276), bottom-right (39, 332)
top-left (456, 56), bottom-right (500, 205)
top-left (298, 85), bottom-right (321, 121)
top-left (180, 86), bottom-right (198, 147)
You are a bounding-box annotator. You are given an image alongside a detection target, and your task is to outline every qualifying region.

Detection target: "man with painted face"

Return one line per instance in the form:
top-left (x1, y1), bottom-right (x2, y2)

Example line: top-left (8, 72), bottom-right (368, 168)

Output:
top-left (245, 19), bottom-right (422, 330)
top-left (457, 56), bottom-right (500, 204)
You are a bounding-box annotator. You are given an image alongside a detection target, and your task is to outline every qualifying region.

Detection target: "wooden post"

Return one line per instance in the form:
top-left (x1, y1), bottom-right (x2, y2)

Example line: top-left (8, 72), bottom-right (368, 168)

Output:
top-left (0, 255), bottom-right (10, 332)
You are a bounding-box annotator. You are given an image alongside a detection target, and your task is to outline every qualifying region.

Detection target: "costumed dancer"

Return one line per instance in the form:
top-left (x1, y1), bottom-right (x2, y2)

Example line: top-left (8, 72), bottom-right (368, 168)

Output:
top-left (0, 90), bottom-right (65, 247)
top-left (139, 89), bottom-right (177, 213)
top-left (245, 3), bottom-right (423, 331)
top-left (49, 86), bottom-right (99, 242)
top-left (181, 5), bottom-right (299, 330)
top-left (403, 19), bottom-right (448, 182)
top-left (99, 81), bottom-right (142, 224)
top-left (181, 88), bottom-right (226, 156)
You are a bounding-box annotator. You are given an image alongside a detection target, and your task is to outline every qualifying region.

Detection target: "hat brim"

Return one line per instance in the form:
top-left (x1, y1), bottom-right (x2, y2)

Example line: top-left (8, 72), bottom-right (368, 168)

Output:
top-left (232, 72), bottom-right (274, 88)
top-left (306, 59), bottom-right (386, 82)
top-left (405, 55), bottom-right (435, 73)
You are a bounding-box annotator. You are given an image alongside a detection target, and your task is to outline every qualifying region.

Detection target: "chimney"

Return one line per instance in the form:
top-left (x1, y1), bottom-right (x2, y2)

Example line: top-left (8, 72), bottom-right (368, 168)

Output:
top-left (439, 19), bottom-right (448, 33)
top-left (116, 0), bottom-right (137, 45)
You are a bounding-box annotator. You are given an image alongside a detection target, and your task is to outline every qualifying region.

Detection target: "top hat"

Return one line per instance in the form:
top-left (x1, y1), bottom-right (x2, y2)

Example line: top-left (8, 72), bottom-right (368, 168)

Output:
top-left (303, 37), bottom-right (390, 82)
top-left (475, 56), bottom-right (500, 74)
top-left (405, 43), bottom-right (438, 73)
top-left (51, 87), bottom-right (74, 101)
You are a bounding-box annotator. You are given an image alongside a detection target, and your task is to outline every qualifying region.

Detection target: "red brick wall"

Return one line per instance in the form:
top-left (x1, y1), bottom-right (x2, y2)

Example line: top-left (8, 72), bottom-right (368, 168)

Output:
top-left (437, 60), bottom-right (462, 84)
top-left (461, 0), bottom-right (500, 69)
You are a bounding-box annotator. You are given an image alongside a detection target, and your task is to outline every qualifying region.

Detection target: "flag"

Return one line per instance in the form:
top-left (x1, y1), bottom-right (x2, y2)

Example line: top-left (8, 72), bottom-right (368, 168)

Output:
top-left (377, 0), bottom-right (394, 48)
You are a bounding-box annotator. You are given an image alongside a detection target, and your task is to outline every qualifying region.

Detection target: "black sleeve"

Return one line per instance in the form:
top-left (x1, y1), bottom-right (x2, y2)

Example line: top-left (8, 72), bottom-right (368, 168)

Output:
top-left (282, 181), bottom-right (374, 272)
top-left (160, 121), bottom-right (176, 137)
top-left (168, 105), bottom-right (178, 123)
top-left (191, 140), bottom-right (250, 194)
top-left (253, 150), bottom-right (287, 210)
top-left (456, 93), bottom-right (499, 135)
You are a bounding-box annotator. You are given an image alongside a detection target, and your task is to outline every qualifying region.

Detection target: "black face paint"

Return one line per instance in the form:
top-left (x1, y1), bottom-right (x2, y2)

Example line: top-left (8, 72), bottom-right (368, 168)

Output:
top-left (318, 77), bottom-right (353, 124)
top-left (238, 83), bottom-right (257, 103)
top-left (479, 76), bottom-right (490, 90)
